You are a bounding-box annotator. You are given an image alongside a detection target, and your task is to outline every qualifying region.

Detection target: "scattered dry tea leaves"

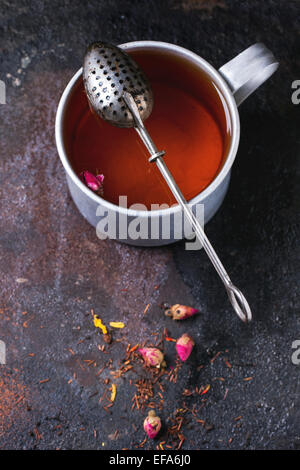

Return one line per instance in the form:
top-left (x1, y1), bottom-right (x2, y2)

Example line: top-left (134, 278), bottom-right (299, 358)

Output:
top-left (200, 384), bottom-right (211, 395)
top-left (144, 304), bottom-right (150, 315)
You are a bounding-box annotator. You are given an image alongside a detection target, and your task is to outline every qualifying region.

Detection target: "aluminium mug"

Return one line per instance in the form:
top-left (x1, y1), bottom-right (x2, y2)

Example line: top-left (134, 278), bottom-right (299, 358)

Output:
top-left (55, 41), bottom-right (278, 246)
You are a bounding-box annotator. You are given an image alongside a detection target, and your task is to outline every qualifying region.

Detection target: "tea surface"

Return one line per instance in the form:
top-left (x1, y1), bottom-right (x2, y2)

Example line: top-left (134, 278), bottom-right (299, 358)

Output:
top-left (70, 50), bottom-right (230, 209)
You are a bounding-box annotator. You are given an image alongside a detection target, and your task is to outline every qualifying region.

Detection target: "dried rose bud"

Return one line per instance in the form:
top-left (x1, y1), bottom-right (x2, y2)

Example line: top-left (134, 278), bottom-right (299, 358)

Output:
top-left (143, 410), bottom-right (161, 439)
top-left (176, 333), bottom-right (195, 361)
top-left (165, 304), bottom-right (199, 320)
top-left (96, 173), bottom-right (104, 185)
top-left (79, 170), bottom-right (104, 196)
top-left (138, 347), bottom-right (166, 368)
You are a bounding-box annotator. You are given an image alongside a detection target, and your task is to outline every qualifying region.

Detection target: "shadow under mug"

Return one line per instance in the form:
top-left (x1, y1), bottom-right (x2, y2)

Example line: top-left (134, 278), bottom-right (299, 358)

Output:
top-left (55, 41), bottom-right (278, 247)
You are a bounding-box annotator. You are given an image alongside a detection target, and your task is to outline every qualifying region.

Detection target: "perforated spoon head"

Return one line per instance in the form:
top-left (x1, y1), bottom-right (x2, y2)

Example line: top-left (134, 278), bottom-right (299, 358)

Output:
top-left (83, 42), bottom-right (153, 128)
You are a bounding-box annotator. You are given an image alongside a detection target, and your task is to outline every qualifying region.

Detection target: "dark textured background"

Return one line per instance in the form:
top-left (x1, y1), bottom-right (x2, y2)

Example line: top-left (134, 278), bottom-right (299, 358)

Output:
top-left (0, 0), bottom-right (299, 450)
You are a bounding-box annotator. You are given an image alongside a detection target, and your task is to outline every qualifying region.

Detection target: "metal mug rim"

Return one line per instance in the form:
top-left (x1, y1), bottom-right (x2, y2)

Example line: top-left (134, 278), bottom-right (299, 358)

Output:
top-left (55, 40), bottom-right (240, 218)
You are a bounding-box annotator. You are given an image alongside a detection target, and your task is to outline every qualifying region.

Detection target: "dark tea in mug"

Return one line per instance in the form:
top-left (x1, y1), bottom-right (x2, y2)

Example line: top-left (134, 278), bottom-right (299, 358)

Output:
top-left (64, 47), bottom-right (232, 209)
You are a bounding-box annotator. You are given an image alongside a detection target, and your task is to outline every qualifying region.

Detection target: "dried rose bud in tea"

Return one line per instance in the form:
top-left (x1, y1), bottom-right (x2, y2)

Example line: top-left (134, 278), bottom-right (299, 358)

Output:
top-left (79, 170), bottom-right (104, 196)
top-left (176, 333), bottom-right (195, 362)
top-left (164, 304), bottom-right (199, 320)
top-left (138, 347), bottom-right (166, 368)
top-left (144, 410), bottom-right (161, 439)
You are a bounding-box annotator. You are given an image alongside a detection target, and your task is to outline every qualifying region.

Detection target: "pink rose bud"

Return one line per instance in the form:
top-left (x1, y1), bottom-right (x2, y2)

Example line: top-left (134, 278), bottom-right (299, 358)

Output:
top-left (176, 333), bottom-right (195, 362)
top-left (138, 347), bottom-right (165, 368)
top-left (143, 410), bottom-right (161, 439)
top-left (165, 304), bottom-right (199, 320)
top-left (79, 171), bottom-right (104, 196)
top-left (96, 173), bottom-right (104, 185)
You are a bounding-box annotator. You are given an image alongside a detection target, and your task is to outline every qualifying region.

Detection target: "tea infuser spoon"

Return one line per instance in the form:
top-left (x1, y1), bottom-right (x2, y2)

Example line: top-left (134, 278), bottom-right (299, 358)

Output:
top-left (83, 42), bottom-right (252, 323)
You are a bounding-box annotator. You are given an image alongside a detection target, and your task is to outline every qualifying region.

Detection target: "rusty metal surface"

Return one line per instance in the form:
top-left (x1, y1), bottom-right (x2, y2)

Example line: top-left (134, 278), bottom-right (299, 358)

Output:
top-left (0, 0), bottom-right (300, 449)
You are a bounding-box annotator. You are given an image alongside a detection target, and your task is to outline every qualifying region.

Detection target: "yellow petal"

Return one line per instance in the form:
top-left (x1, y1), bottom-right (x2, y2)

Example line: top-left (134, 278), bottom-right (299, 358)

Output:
top-left (93, 315), bottom-right (108, 335)
top-left (110, 383), bottom-right (117, 402)
top-left (109, 322), bottom-right (125, 329)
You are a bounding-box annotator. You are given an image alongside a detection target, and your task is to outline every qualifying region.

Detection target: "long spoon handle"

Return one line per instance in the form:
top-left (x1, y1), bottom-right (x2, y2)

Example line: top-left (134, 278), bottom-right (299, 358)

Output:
top-left (123, 92), bottom-right (252, 323)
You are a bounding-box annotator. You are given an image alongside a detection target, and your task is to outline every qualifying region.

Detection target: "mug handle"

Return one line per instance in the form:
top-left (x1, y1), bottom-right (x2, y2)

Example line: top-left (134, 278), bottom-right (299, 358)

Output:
top-left (218, 43), bottom-right (279, 106)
